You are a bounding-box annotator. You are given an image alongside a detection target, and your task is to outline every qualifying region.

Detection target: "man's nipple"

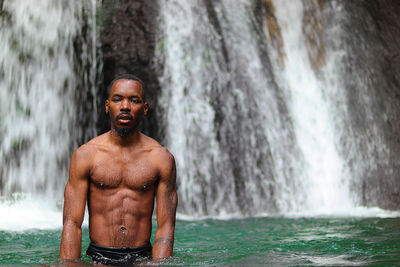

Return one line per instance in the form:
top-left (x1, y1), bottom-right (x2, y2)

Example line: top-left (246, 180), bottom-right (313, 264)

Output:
top-left (120, 226), bottom-right (127, 233)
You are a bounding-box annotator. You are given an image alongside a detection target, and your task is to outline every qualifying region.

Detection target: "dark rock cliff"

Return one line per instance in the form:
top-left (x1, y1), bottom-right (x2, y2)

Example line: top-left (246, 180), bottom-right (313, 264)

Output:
top-left (98, 0), bottom-right (162, 140)
top-left (343, 0), bottom-right (400, 209)
top-left (367, 0), bottom-right (400, 209)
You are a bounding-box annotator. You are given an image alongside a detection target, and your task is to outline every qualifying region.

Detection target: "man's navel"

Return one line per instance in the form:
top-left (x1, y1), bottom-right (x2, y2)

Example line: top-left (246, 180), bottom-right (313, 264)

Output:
top-left (120, 226), bottom-right (127, 233)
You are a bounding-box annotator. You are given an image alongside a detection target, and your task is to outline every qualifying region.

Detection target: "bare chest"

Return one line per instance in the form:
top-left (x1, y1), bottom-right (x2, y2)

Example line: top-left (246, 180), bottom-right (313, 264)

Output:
top-left (90, 154), bottom-right (158, 190)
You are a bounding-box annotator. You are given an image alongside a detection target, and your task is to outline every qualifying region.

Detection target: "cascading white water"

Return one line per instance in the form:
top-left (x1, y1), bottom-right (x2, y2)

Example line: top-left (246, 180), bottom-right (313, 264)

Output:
top-left (156, 0), bottom-right (237, 216)
top-left (318, 1), bottom-right (392, 206)
top-left (157, 0), bottom-right (310, 217)
top-left (0, 0), bottom-right (99, 229)
top-left (156, 0), bottom-right (395, 217)
top-left (268, 0), bottom-right (392, 213)
top-left (270, 0), bottom-right (353, 211)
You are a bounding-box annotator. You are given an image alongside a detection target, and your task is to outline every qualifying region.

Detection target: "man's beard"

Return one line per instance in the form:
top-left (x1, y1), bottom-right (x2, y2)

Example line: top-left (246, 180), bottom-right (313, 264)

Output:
top-left (110, 111), bottom-right (136, 137)
top-left (114, 126), bottom-right (135, 137)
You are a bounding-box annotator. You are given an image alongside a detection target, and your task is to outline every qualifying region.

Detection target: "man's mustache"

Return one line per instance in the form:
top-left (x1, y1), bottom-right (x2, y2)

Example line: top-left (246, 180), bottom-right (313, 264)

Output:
top-left (116, 112), bottom-right (133, 120)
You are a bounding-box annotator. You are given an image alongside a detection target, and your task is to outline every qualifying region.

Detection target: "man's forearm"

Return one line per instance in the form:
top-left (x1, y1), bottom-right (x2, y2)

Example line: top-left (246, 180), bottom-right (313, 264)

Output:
top-left (60, 222), bottom-right (83, 259)
top-left (152, 236), bottom-right (174, 259)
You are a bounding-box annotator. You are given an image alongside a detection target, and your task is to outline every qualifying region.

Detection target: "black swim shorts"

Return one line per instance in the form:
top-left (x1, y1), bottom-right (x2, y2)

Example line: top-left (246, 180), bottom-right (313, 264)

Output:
top-left (86, 242), bottom-right (152, 266)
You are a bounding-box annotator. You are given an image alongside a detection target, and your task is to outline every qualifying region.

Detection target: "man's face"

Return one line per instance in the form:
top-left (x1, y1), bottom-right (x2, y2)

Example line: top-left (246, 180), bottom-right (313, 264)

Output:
top-left (105, 79), bottom-right (149, 137)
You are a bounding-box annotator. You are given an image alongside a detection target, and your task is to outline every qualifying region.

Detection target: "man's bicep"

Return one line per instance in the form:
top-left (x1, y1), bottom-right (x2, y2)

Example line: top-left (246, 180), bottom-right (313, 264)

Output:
top-left (159, 155), bottom-right (177, 192)
top-left (60, 148), bottom-right (90, 259)
top-left (63, 149), bottom-right (90, 225)
top-left (156, 153), bottom-right (178, 224)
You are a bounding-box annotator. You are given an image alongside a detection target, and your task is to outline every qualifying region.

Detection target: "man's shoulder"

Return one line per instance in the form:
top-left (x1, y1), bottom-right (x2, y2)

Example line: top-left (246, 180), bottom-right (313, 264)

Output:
top-left (151, 146), bottom-right (175, 164)
top-left (140, 133), bottom-right (174, 163)
top-left (86, 132), bottom-right (109, 146)
top-left (73, 133), bottom-right (109, 158)
top-left (142, 138), bottom-right (175, 181)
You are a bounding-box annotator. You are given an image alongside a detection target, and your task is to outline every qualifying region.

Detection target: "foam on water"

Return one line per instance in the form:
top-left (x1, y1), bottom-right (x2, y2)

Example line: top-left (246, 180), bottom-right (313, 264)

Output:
top-left (0, 195), bottom-right (61, 231)
top-left (0, 194), bottom-right (397, 231)
top-left (284, 206), bottom-right (400, 219)
top-left (0, 194), bottom-right (89, 231)
top-left (177, 206), bottom-right (400, 221)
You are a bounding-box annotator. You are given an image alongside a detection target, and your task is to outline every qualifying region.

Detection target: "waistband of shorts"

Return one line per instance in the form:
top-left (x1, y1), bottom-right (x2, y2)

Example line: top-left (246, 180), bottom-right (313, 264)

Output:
top-left (88, 241), bottom-right (152, 253)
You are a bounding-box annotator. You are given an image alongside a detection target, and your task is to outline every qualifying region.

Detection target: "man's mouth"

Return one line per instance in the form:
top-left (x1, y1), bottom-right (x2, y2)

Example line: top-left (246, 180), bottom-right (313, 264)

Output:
top-left (116, 113), bottom-right (133, 124)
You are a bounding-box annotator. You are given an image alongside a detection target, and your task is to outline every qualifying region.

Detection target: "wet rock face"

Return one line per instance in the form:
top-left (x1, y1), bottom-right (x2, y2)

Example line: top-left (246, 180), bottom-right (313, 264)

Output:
top-left (98, 0), bottom-right (162, 139)
top-left (362, 1), bottom-right (400, 209)
top-left (365, 0), bottom-right (400, 91)
top-left (344, 0), bottom-right (400, 210)
top-left (372, 1), bottom-right (400, 209)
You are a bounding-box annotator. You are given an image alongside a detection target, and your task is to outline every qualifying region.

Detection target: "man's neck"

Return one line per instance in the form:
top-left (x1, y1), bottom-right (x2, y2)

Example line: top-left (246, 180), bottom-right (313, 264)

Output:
top-left (109, 128), bottom-right (141, 147)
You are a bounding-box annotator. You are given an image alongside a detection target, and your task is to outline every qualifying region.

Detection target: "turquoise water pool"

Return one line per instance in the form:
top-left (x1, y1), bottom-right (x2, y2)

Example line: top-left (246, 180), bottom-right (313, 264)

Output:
top-left (1, 217), bottom-right (399, 266)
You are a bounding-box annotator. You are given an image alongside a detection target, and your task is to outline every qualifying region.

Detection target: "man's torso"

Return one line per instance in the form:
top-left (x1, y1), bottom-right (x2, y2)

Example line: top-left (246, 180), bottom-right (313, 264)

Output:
top-left (82, 133), bottom-right (166, 247)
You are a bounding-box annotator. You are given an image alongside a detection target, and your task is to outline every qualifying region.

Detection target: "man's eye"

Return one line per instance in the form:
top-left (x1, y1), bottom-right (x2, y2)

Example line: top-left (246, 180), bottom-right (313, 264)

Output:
top-left (131, 99), bottom-right (140, 103)
top-left (112, 98), bottom-right (121, 102)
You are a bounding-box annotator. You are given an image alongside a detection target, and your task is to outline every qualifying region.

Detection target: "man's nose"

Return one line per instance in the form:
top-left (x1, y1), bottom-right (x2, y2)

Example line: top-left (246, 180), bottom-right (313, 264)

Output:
top-left (120, 99), bottom-right (130, 110)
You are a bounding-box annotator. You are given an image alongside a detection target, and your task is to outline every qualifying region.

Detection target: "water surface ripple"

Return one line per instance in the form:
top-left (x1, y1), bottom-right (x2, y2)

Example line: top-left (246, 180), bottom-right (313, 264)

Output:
top-left (1, 217), bottom-right (399, 266)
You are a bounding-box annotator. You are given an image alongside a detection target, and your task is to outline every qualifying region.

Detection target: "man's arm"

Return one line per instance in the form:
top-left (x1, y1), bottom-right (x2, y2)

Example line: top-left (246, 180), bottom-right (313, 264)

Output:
top-left (153, 151), bottom-right (178, 259)
top-left (59, 148), bottom-right (90, 259)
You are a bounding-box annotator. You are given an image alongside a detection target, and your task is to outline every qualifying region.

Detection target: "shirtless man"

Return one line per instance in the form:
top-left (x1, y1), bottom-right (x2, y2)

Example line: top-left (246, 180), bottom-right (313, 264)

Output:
top-left (59, 74), bottom-right (178, 265)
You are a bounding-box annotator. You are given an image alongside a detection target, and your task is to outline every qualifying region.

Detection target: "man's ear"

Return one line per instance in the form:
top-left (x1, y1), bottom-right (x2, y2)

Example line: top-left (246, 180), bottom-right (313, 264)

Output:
top-left (144, 102), bottom-right (149, 115)
top-left (105, 99), bottom-right (109, 114)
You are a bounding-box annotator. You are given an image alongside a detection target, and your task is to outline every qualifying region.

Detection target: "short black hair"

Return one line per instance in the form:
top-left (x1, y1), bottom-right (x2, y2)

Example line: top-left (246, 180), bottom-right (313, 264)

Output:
top-left (107, 74), bottom-right (146, 101)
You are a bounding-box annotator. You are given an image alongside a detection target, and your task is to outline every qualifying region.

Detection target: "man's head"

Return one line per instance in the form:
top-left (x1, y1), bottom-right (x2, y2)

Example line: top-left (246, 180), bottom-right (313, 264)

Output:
top-left (105, 74), bottom-right (149, 137)
top-left (107, 74), bottom-right (146, 101)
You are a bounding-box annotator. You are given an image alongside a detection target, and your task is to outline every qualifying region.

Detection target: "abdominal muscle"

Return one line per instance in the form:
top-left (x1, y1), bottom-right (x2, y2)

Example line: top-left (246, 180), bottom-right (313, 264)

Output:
top-left (87, 186), bottom-right (155, 248)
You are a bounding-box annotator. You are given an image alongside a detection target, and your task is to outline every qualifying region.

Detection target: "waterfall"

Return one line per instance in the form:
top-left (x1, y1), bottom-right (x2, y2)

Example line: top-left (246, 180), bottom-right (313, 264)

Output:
top-left (0, 0), bottom-right (397, 229)
top-left (270, 0), bottom-right (353, 211)
top-left (0, 0), bottom-right (99, 228)
top-left (157, 0), bottom-right (307, 216)
top-left (156, 0), bottom-right (396, 217)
